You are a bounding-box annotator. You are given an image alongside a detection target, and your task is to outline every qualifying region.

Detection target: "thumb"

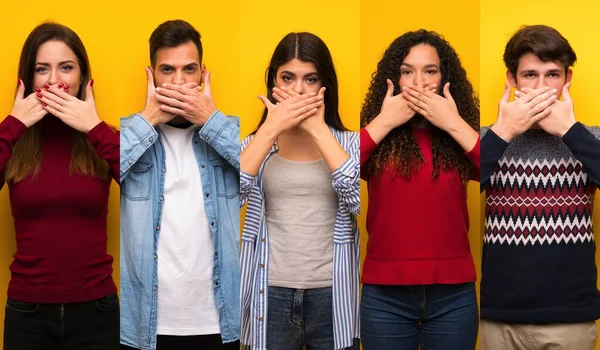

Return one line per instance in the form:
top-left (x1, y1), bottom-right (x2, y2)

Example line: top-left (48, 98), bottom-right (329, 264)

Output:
top-left (85, 79), bottom-right (95, 102)
top-left (385, 79), bottom-right (394, 99)
top-left (145, 67), bottom-right (155, 95)
top-left (202, 70), bottom-right (212, 97)
top-left (15, 78), bottom-right (25, 101)
top-left (443, 82), bottom-right (453, 100)
top-left (319, 86), bottom-right (326, 98)
top-left (501, 81), bottom-right (511, 102)
top-left (257, 95), bottom-right (274, 109)
top-left (561, 82), bottom-right (572, 103)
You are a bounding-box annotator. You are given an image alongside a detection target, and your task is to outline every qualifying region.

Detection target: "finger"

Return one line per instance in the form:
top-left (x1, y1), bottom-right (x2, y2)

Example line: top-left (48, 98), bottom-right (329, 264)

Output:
top-left (272, 91), bottom-right (286, 103)
top-left (561, 82), bottom-right (572, 103)
top-left (293, 100), bottom-right (323, 118)
top-left (500, 81), bottom-right (511, 103)
top-left (37, 94), bottom-right (64, 113)
top-left (43, 84), bottom-right (75, 103)
top-left (527, 88), bottom-right (557, 110)
top-left (519, 86), bottom-right (551, 104)
top-left (202, 70), bottom-right (212, 97)
top-left (15, 78), bottom-right (25, 101)
top-left (257, 95), bottom-right (275, 109)
top-left (530, 105), bottom-right (552, 124)
top-left (443, 82), bottom-right (454, 101)
top-left (407, 101), bottom-right (428, 117)
top-left (529, 94), bottom-right (556, 116)
top-left (403, 85), bottom-right (430, 101)
top-left (39, 89), bottom-right (67, 107)
top-left (402, 90), bottom-right (426, 109)
top-left (160, 104), bottom-right (186, 116)
top-left (161, 83), bottom-right (197, 97)
top-left (155, 94), bottom-right (188, 110)
top-left (41, 103), bottom-right (64, 119)
top-left (182, 82), bottom-right (199, 89)
top-left (295, 108), bottom-right (319, 123)
top-left (318, 86), bottom-right (326, 98)
top-left (273, 87), bottom-right (293, 100)
top-left (290, 94), bottom-right (321, 109)
top-left (156, 86), bottom-right (189, 103)
top-left (278, 86), bottom-right (299, 98)
top-left (385, 79), bottom-right (394, 99)
top-left (85, 80), bottom-right (95, 103)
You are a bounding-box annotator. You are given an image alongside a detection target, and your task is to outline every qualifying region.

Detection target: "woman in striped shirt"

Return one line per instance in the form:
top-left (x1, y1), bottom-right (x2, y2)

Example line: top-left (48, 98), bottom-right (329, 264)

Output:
top-left (240, 32), bottom-right (361, 350)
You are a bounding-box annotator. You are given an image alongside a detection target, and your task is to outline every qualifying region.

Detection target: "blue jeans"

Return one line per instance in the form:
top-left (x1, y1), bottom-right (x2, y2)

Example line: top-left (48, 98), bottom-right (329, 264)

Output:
top-left (361, 283), bottom-right (479, 350)
top-left (267, 286), bottom-right (359, 350)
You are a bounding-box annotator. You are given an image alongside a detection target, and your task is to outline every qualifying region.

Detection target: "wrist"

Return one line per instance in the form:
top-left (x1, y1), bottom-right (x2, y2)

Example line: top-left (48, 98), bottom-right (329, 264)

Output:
top-left (256, 124), bottom-right (279, 144)
top-left (374, 112), bottom-right (398, 132)
top-left (559, 120), bottom-right (577, 137)
top-left (491, 121), bottom-right (514, 142)
top-left (140, 110), bottom-right (158, 127)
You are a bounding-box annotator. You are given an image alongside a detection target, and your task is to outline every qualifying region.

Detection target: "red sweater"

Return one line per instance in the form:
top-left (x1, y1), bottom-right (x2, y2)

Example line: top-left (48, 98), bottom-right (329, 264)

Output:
top-left (0, 115), bottom-right (119, 303)
top-left (360, 128), bottom-right (480, 285)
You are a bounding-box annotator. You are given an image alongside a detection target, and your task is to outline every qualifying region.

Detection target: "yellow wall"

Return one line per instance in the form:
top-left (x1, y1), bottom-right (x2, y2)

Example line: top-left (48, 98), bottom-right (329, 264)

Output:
top-left (480, 1), bottom-right (600, 347)
top-left (0, 0), bottom-right (241, 342)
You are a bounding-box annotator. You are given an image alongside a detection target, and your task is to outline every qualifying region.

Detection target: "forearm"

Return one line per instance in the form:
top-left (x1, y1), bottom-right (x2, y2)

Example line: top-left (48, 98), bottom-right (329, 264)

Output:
top-left (240, 127), bottom-right (276, 176)
top-left (364, 113), bottom-right (394, 145)
top-left (447, 118), bottom-right (479, 153)
top-left (310, 125), bottom-right (349, 172)
top-left (86, 122), bottom-right (120, 183)
top-left (480, 129), bottom-right (509, 192)
top-left (119, 114), bottom-right (158, 181)
top-left (0, 116), bottom-right (28, 187)
top-left (562, 122), bottom-right (600, 186)
top-left (200, 111), bottom-right (240, 171)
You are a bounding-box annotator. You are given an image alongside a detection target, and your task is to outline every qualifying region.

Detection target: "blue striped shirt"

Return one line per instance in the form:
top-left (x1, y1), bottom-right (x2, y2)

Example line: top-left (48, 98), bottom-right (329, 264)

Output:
top-left (240, 127), bottom-right (361, 349)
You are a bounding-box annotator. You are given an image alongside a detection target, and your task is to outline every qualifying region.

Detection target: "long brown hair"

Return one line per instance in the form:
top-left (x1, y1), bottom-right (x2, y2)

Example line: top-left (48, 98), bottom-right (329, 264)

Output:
top-left (5, 22), bottom-right (110, 183)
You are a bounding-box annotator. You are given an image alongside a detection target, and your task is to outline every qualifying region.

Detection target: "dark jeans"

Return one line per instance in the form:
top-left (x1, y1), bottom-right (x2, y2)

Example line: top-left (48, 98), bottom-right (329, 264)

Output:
top-left (267, 286), bottom-right (360, 350)
top-left (3, 293), bottom-right (119, 350)
top-left (120, 334), bottom-right (239, 350)
top-left (361, 283), bottom-right (479, 350)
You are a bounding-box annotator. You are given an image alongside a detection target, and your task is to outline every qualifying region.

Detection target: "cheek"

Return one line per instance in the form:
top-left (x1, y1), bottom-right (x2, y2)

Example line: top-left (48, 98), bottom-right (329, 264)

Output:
top-left (33, 75), bottom-right (45, 88)
top-left (398, 76), bottom-right (409, 87)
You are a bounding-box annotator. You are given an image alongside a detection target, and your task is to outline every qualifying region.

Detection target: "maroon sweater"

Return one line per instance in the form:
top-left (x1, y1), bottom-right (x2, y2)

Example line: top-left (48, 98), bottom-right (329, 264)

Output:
top-left (360, 127), bottom-right (480, 285)
top-left (0, 114), bottom-right (119, 303)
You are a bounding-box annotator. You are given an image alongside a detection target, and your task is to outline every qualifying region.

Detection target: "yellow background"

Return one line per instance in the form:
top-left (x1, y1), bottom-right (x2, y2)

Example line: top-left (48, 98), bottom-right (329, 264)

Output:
top-left (0, 0), bottom-right (241, 342)
top-left (360, 0), bottom-right (481, 347)
top-left (480, 0), bottom-right (600, 346)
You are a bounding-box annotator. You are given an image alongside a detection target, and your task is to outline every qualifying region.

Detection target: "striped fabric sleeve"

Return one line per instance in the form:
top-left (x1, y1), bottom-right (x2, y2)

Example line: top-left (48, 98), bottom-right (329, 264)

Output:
top-left (331, 131), bottom-right (360, 216)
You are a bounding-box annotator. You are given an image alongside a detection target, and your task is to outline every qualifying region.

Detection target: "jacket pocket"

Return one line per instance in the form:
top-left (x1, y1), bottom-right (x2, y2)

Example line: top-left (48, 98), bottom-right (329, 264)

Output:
top-left (122, 161), bottom-right (153, 201)
top-left (212, 159), bottom-right (239, 198)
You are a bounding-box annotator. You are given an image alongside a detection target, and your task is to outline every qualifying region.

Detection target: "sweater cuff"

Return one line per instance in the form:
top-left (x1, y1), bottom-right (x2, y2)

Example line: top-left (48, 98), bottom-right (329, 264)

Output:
top-left (562, 122), bottom-right (588, 144)
top-left (465, 136), bottom-right (480, 165)
top-left (1, 115), bottom-right (28, 141)
top-left (85, 121), bottom-right (112, 145)
top-left (360, 128), bottom-right (378, 163)
top-left (482, 128), bottom-right (509, 154)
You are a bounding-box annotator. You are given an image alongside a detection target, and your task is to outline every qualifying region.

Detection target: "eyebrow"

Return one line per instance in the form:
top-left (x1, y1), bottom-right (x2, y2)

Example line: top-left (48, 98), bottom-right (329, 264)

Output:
top-left (35, 60), bottom-right (75, 66)
top-left (280, 70), bottom-right (318, 77)
top-left (158, 62), bottom-right (199, 69)
top-left (520, 69), bottom-right (563, 74)
top-left (401, 63), bottom-right (440, 69)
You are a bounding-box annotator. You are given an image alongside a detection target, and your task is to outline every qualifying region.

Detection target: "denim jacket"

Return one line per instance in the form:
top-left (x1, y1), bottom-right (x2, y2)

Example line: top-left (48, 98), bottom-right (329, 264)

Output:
top-left (119, 111), bottom-right (240, 350)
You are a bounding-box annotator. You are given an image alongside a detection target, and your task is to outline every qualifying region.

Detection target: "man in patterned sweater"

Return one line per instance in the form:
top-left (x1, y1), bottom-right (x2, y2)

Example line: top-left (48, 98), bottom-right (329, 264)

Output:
top-left (480, 25), bottom-right (600, 350)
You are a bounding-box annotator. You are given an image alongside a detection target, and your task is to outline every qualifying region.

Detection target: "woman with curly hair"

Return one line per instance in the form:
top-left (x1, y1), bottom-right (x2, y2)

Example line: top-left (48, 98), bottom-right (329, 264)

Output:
top-left (359, 30), bottom-right (480, 349)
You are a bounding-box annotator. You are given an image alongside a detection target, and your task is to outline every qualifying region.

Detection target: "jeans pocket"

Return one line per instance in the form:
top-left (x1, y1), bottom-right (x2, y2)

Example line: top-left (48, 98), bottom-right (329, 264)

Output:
top-left (95, 293), bottom-right (119, 312)
top-left (6, 298), bottom-right (39, 313)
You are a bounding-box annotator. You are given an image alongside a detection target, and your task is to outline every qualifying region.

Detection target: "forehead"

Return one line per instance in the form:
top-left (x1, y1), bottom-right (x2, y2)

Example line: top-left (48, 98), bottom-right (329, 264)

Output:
top-left (36, 40), bottom-right (77, 62)
top-left (277, 58), bottom-right (317, 74)
top-left (402, 44), bottom-right (440, 65)
top-left (155, 41), bottom-right (200, 65)
top-left (517, 52), bottom-right (563, 72)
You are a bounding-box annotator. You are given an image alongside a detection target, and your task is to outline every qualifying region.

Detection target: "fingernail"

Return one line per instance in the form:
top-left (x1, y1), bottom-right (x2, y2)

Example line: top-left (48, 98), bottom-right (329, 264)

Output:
top-left (58, 83), bottom-right (64, 88)
top-left (35, 88), bottom-right (41, 93)
top-left (90, 79), bottom-right (94, 87)
top-left (162, 83), bottom-right (167, 87)
top-left (42, 102), bottom-right (47, 107)
top-left (155, 87), bottom-right (161, 92)
top-left (551, 89), bottom-right (557, 93)
top-left (64, 85), bottom-right (69, 89)
top-left (17, 79), bottom-right (21, 86)
top-left (43, 84), bottom-right (49, 89)
top-left (36, 93), bottom-right (42, 98)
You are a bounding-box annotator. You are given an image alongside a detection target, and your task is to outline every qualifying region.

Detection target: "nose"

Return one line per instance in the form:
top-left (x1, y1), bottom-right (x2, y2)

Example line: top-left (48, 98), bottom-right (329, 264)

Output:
top-left (533, 76), bottom-right (547, 89)
top-left (293, 80), bottom-right (305, 94)
top-left (173, 70), bottom-right (185, 85)
top-left (48, 69), bottom-right (59, 86)
top-left (413, 72), bottom-right (427, 87)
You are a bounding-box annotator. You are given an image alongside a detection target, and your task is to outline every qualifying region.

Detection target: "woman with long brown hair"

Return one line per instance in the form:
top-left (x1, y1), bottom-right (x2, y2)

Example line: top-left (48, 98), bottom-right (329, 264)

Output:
top-left (0, 22), bottom-right (119, 349)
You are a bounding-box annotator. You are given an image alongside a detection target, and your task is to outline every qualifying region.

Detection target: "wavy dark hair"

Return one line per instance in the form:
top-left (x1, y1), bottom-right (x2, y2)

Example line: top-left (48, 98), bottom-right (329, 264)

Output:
top-left (252, 32), bottom-right (347, 134)
top-left (360, 30), bottom-right (479, 183)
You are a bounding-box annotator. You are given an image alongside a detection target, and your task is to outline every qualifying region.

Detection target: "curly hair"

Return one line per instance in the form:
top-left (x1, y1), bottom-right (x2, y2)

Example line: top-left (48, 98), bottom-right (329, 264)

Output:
top-left (360, 29), bottom-right (479, 183)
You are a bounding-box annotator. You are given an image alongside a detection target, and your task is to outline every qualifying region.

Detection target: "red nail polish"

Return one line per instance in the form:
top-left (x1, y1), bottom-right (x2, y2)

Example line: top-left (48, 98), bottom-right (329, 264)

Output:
top-left (36, 93), bottom-right (42, 98)
top-left (90, 79), bottom-right (94, 87)
top-left (58, 83), bottom-right (64, 88)
top-left (43, 84), bottom-right (49, 89)
top-left (35, 88), bottom-right (41, 93)
top-left (17, 79), bottom-right (21, 86)
top-left (42, 102), bottom-right (47, 107)
top-left (64, 85), bottom-right (70, 90)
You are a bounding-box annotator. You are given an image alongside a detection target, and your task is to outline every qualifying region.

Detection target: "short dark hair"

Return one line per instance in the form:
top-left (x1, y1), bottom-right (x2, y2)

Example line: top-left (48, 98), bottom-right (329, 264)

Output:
top-left (253, 32), bottom-right (347, 134)
top-left (149, 20), bottom-right (202, 67)
top-left (504, 25), bottom-right (576, 77)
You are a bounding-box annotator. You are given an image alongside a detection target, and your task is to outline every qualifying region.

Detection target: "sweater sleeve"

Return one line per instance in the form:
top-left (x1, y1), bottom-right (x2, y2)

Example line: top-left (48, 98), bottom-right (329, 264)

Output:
top-left (480, 127), bottom-right (509, 193)
top-left (562, 122), bottom-right (600, 187)
top-left (466, 136), bottom-right (480, 182)
top-left (0, 116), bottom-right (28, 190)
top-left (86, 121), bottom-right (120, 184)
top-left (360, 128), bottom-right (378, 180)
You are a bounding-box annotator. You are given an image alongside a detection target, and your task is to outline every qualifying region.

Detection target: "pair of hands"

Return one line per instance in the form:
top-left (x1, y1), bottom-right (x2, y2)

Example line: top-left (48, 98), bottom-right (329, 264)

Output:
top-left (257, 85), bottom-right (327, 139)
top-left (141, 67), bottom-right (217, 127)
top-left (377, 79), bottom-right (462, 133)
top-left (492, 82), bottom-right (575, 141)
top-left (10, 79), bottom-right (101, 133)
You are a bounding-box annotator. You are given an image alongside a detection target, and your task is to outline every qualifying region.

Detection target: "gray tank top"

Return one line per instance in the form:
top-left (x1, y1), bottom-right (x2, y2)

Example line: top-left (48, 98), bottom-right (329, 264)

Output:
top-left (262, 153), bottom-right (338, 289)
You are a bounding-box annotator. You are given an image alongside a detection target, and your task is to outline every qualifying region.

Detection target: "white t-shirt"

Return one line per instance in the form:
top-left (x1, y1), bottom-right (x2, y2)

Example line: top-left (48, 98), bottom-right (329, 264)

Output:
top-left (156, 123), bottom-right (220, 335)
